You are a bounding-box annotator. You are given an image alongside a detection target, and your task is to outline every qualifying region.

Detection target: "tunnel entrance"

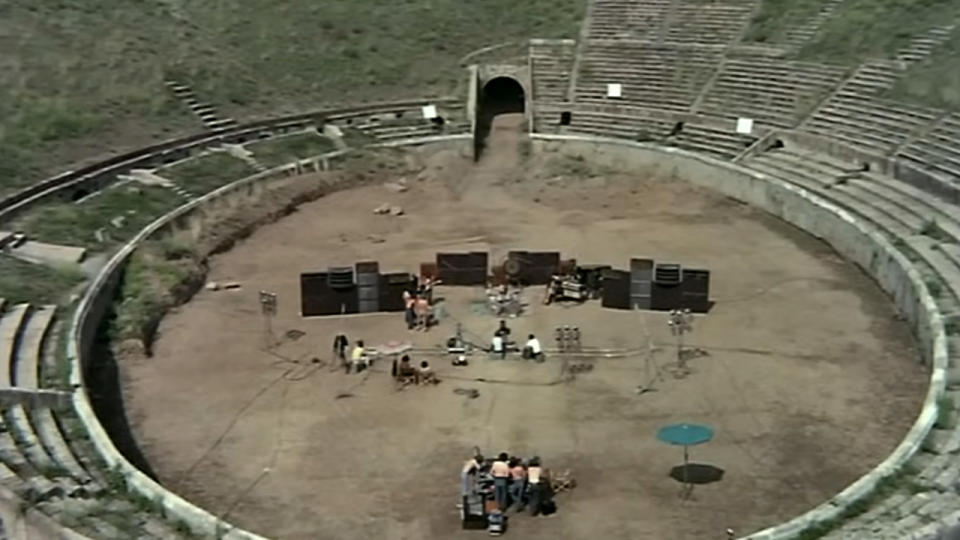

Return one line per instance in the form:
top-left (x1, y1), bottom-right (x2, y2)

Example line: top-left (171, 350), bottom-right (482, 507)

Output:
top-left (476, 76), bottom-right (526, 159)
top-left (481, 76), bottom-right (525, 116)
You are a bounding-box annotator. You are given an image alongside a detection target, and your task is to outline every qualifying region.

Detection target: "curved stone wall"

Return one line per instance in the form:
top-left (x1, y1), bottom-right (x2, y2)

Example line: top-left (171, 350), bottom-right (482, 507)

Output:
top-left (68, 132), bottom-right (944, 539)
top-left (531, 134), bottom-right (948, 540)
top-left (65, 136), bottom-right (470, 538)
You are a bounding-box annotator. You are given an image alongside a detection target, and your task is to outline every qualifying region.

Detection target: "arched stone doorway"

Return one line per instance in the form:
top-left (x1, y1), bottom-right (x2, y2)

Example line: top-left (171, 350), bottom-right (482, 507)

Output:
top-left (476, 76), bottom-right (526, 159)
top-left (480, 76), bottom-right (525, 116)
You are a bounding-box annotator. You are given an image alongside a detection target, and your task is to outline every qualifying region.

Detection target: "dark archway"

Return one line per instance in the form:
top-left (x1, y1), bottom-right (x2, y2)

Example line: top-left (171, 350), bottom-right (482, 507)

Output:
top-left (476, 76), bottom-right (526, 159)
top-left (481, 76), bottom-right (525, 116)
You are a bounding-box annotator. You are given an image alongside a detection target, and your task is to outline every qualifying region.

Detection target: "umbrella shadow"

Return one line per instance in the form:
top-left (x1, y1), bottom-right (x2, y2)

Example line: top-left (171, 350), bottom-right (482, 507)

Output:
top-left (669, 463), bottom-right (725, 485)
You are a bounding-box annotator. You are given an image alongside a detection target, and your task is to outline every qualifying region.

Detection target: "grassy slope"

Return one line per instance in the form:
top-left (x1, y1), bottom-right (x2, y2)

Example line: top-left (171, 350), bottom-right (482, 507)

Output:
top-left (245, 132), bottom-right (337, 168)
top-left (0, 255), bottom-right (85, 305)
top-left (12, 185), bottom-right (183, 249)
top-left (161, 153), bottom-right (256, 194)
top-left (743, 0), bottom-right (827, 44)
top-left (890, 32), bottom-right (960, 109)
top-left (0, 0), bottom-right (584, 193)
top-left (798, 0), bottom-right (960, 63)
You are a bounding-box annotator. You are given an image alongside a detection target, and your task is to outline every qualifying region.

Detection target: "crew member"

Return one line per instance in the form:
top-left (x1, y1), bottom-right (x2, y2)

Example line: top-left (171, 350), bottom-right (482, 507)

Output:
top-left (332, 333), bottom-right (349, 369)
top-left (491, 333), bottom-right (505, 359)
top-left (418, 360), bottom-right (436, 385)
top-left (523, 334), bottom-right (542, 361)
top-left (403, 289), bottom-right (416, 330)
top-left (491, 453), bottom-right (510, 510)
top-left (349, 340), bottom-right (366, 373)
top-left (395, 354), bottom-right (417, 382)
top-left (461, 454), bottom-right (484, 497)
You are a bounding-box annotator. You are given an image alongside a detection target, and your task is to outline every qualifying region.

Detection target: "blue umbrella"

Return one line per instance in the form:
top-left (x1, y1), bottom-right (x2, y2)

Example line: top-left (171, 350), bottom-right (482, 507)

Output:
top-left (657, 423), bottom-right (714, 495)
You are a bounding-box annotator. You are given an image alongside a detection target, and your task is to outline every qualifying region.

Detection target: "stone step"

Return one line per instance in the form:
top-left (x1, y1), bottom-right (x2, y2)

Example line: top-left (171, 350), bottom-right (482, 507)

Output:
top-left (0, 305), bottom-right (30, 387)
top-left (13, 306), bottom-right (55, 389)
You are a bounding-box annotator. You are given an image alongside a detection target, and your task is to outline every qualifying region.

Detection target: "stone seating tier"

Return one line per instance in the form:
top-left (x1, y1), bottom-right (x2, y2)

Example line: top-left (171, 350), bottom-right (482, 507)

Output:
top-left (0, 301), bottom-right (183, 537)
top-left (900, 114), bottom-right (960, 185)
top-left (803, 96), bottom-right (939, 155)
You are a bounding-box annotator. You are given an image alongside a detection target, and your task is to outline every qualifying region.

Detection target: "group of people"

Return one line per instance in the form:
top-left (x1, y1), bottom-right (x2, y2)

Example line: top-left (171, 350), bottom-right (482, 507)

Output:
top-left (391, 354), bottom-right (436, 385)
top-left (333, 334), bottom-right (376, 374)
top-left (489, 320), bottom-right (544, 361)
top-left (462, 452), bottom-right (555, 516)
top-left (403, 276), bottom-right (439, 331)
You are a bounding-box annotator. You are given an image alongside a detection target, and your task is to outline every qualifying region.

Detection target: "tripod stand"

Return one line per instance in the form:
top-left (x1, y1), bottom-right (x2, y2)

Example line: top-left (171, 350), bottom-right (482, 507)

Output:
top-left (259, 291), bottom-right (278, 350)
top-left (636, 314), bottom-right (665, 395)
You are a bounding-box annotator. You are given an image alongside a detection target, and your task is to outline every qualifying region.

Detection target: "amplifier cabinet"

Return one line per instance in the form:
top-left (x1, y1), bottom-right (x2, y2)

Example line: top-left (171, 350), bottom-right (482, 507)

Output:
top-left (601, 269), bottom-right (631, 310)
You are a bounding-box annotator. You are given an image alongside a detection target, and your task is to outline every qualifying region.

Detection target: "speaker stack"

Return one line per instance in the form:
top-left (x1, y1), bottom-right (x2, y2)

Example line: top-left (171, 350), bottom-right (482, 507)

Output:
top-left (506, 251), bottom-right (561, 285)
top-left (629, 258), bottom-right (654, 310)
top-left (326, 266), bottom-right (358, 314)
top-left (300, 272), bottom-right (330, 316)
top-left (379, 272), bottom-right (416, 312)
top-left (355, 261), bottom-right (380, 313)
top-left (601, 268), bottom-right (631, 310)
top-left (681, 268), bottom-right (711, 313)
top-left (437, 252), bottom-right (488, 285)
top-left (651, 263), bottom-right (683, 311)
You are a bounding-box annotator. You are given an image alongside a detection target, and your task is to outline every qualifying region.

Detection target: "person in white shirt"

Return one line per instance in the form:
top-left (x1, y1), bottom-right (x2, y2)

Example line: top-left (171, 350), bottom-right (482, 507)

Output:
top-left (523, 334), bottom-right (542, 361)
top-left (461, 454), bottom-right (483, 497)
top-left (491, 334), bottom-right (504, 359)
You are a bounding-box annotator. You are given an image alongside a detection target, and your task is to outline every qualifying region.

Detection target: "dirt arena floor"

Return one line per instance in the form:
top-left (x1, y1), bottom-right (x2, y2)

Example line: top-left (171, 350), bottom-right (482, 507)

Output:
top-left (122, 115), bottom-right (927, 539)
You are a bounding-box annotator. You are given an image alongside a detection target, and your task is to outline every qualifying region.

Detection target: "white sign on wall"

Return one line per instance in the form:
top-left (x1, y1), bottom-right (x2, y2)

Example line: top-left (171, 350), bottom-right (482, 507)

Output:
top-left (607, 83), bottom-right (622, 98)
top-left (736, 117), bottom-right (754, 135)
top-left (422, 105), bottom-right (438, 119)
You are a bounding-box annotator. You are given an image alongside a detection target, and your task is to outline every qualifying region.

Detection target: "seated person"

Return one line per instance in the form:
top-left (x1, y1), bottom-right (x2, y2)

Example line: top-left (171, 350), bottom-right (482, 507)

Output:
top-left (418, 361), bottom-right (437, 385)
top-left (395, 354), bottom-right (417, 381)
top-left (494, 320), bottom-right (511, 339)
top-left (490, 334), bottom-right (505, 359)
top-left (522, 334), bottom-right (542, 361)
top-left (349, 340), bottom-right (366, 373)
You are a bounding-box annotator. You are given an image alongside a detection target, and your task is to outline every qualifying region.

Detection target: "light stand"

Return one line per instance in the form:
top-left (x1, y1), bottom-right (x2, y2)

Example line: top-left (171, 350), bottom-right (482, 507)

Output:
top-left (636, 315), bottom-right (664, 395)
top-left (668, 309), bottom-right (694, 376)
top-left (259, 290), bottom-right (278, 350)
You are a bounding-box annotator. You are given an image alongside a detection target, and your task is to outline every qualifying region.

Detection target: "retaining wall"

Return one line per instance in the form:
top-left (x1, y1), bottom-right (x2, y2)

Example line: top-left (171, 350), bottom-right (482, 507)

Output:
top-left (532, 134), bottom-right (948, 539)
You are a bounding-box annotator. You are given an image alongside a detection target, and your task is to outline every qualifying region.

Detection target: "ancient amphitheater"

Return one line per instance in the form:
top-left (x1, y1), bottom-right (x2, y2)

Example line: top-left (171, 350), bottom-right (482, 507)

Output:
top-left (0, 0), bottom-right (959, 539)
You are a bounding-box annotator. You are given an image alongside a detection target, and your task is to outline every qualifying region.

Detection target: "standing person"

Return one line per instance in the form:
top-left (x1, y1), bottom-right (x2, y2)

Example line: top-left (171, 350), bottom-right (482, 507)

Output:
top-left (490, 453), bottom-right (511, 510)
top-left (421, 275), bottom-right (439, 304)
top-left (526, 456), bottom-right (543, 516)
top-left (461, 454), bottom-right (484, 497)
top-left (508, 457), bottom-right (527, 511)
top-left (403, 289), bottom-right (416, 330)
top-left (414, 295), bottom-right (431, 331)
top-left (332, 333), bottom-right (349, 370)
